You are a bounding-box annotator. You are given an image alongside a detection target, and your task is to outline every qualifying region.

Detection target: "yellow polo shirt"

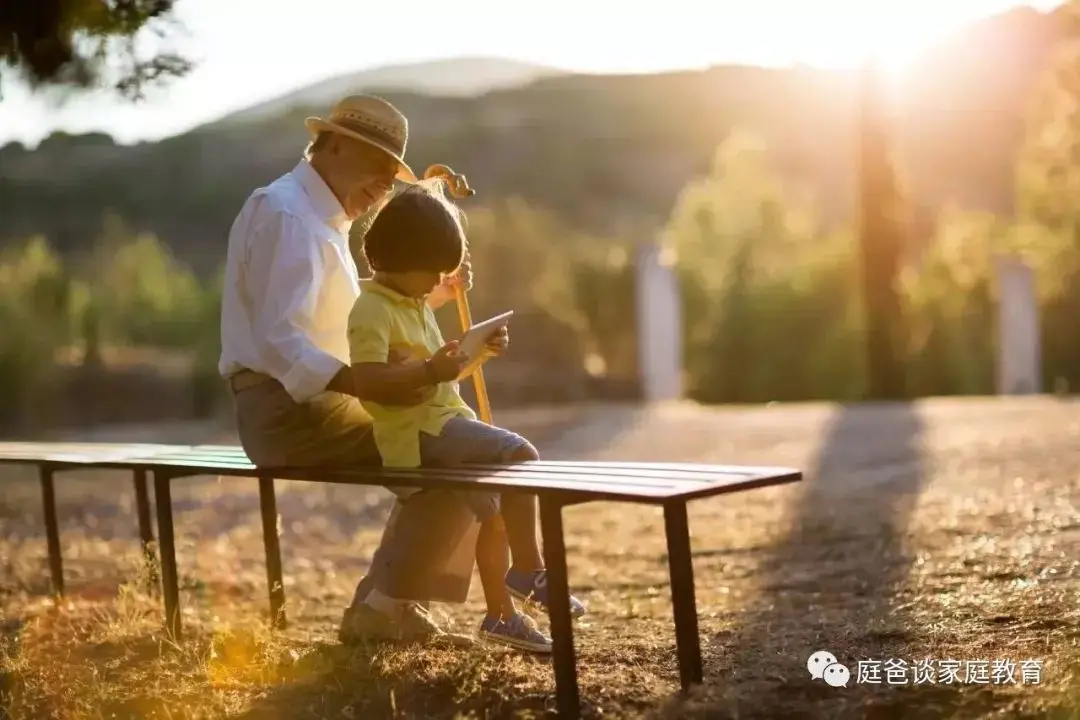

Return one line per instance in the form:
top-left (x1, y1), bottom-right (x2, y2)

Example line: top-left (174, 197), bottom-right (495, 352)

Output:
top-left (347, 279), bottom-right (476, 467)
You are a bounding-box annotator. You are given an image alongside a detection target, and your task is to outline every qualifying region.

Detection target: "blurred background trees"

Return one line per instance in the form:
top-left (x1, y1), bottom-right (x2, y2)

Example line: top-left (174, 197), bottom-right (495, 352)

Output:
top-left (0, 0), bottom-right (192, 99)
top-left (2, 4), bottom-right (1079, 433)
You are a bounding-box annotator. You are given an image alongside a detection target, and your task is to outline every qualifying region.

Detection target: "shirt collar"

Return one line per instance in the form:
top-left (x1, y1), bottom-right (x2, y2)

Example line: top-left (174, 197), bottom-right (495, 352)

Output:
top-left (292, 159), bottom-right (351, 235)
top-left (356, 278), bottom-right (419, 308)
top-left (360, 279), bottom-right (426, 309)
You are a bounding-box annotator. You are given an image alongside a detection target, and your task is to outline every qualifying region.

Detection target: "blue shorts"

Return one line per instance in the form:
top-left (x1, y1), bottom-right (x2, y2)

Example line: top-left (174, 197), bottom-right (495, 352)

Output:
top-left (417, 416), bottom-right (531, 522)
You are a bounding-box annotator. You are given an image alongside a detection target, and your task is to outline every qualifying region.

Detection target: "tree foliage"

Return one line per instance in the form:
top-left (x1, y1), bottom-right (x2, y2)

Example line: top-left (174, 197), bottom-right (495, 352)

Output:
top-left (664, 131), bottom-right (866, 403)
top-left (1015, 0), bottom-right (1080, 391)
top-left (0, 0), bottom-right (192, 99)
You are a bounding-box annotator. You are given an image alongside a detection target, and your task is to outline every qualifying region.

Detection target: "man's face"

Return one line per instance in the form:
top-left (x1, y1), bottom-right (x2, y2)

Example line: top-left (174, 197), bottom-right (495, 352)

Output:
top-left (337, 138), bottom-right (399, 219)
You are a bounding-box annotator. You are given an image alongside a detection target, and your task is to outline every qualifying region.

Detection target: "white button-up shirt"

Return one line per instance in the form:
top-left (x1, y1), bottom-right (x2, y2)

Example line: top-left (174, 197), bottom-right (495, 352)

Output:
top-left (218, 160), bottom-right (361, 403)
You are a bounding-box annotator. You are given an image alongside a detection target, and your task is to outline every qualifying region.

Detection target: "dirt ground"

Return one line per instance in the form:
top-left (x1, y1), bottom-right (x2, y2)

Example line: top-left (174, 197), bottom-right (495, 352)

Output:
top-left (1, 397), bottom-right (1078, 719)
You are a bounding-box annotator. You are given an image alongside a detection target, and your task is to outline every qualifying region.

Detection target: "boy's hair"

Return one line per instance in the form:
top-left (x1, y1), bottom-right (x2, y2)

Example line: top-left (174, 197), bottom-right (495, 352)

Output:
top-left (362, 179), bottom-right (466, 274)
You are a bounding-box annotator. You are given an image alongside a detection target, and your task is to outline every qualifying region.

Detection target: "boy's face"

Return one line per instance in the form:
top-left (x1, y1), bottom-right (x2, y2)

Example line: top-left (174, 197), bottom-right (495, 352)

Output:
top-left (391, 270), bottom-right (446, 299)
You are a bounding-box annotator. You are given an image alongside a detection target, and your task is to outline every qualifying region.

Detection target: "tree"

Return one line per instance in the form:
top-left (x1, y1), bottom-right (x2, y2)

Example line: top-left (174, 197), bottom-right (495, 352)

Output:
top-left (663, 131), bottom-right (865, 403)
top-left (0, 0), bottom-right (192, 99)
top-left (857, 60), bottom-right (909, 399)
top-left (1016, 0), bottom-right (1080, 390)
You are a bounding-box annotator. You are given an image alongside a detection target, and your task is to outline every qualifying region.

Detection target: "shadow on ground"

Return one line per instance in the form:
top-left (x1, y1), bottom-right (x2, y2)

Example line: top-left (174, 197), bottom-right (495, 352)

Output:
top-left (665, 401), bottom-right (942, 718)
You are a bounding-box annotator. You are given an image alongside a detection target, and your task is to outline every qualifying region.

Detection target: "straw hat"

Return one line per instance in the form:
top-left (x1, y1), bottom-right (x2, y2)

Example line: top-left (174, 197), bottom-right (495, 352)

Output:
top-left (305, 95), bottom-right (417, 183)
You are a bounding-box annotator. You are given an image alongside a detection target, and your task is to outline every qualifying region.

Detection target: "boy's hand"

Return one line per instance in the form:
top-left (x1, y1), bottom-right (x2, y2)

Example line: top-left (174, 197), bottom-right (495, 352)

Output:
top-left (429, 340), bottom-right (468, 382)
top-left (482, 326), bottom-right (509, 358)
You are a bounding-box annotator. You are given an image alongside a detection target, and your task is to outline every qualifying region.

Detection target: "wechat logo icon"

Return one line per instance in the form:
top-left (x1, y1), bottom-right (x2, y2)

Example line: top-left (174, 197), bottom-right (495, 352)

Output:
top-left (808, 649), bottom-right (850, 688)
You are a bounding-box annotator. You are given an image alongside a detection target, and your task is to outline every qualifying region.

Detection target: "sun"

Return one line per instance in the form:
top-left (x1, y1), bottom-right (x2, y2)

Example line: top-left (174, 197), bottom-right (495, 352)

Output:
top-left (779, 13), bottom-right (965, 78)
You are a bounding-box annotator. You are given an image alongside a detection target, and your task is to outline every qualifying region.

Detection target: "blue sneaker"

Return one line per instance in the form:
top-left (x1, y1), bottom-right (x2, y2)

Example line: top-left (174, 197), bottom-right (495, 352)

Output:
top-left (479, 612), bottom-right (552, 653)
top-left (505, 568), bottom-right (587, 618)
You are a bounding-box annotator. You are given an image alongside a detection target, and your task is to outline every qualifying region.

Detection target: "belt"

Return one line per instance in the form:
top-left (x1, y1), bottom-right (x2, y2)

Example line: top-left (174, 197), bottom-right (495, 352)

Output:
top-left (228, 369), bottom-right (276, 393)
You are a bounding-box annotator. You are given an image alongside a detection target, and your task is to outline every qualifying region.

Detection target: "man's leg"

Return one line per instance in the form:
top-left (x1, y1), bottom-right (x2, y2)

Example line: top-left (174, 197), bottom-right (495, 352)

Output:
top-left (344, 490), bottom-right (479, 644)
top-left (232, 381), bottom-right (476, 642)
top-left (377, 493), bottom-right (477, 603)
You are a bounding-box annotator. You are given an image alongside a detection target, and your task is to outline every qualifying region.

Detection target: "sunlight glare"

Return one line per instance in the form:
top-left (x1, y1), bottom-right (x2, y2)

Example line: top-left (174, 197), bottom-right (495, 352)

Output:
top-left (783, 14), bottom-right (961, 78)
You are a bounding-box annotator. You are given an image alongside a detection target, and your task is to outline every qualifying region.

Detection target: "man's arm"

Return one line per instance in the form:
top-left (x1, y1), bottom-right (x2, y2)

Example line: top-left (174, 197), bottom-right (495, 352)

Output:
top-left (325, 360), bottom-right (433, 401)
top-left (251, 212), bottom-right (347, 403)
top-left (251, 212), bottom-right (434, 405)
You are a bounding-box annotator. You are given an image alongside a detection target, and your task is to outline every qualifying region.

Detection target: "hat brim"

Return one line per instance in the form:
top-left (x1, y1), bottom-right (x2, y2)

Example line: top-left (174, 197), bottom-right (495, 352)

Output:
top-left (304, 116), bottom-right (417, 184)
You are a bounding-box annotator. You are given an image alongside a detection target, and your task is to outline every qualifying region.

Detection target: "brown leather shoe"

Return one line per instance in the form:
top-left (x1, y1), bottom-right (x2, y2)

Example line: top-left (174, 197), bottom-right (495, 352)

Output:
top-left (339, 602), bottom-right (475, 647)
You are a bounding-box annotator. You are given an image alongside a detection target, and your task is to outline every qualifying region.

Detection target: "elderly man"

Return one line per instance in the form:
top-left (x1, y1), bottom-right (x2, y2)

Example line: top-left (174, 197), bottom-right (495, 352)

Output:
top-left (219, 94), bottom-right (495, 643)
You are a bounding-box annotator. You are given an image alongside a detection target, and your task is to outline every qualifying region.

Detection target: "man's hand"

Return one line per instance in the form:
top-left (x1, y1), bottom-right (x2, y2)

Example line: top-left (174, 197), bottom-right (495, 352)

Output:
top-left (427, 250), bottom-right (473, 309)
top-left (481, 325), bottom-right (509, 358)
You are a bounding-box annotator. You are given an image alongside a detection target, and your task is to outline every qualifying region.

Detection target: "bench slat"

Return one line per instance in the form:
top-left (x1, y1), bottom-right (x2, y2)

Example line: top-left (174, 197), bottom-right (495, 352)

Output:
top-left (86, 459), bottom-right (796, 503)
top-left (0, 442), bottom-right (801, 503)
top-left (114, 446), bottom-right (788, 484)
top-left (186, 447), bottom-right (794, 478)
top-left (97, 455), bottom-right (680, 490)
top-left (0, 443), bottom-right (190, 464)
top-left (101, 448), bottom-right (759, 488)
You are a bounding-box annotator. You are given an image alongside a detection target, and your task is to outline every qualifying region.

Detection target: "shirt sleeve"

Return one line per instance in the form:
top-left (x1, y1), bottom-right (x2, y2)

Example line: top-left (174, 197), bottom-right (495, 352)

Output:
top-left (347, 296), bottom-right (392, 365)
top-left (250, 211), bottom-right (346, 403)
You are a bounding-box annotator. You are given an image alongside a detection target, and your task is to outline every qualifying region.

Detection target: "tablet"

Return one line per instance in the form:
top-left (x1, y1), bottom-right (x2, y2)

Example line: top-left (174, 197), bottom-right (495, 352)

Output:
top-left (458, 310), bottom-right (514, 361)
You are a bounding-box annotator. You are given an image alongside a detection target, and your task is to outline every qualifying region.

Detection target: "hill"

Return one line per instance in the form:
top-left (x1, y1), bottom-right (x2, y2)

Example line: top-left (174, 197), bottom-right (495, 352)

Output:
top-left (216, 56), bottom-right (567, 125)
top-left (0, 7), bottom-right (1061, 275)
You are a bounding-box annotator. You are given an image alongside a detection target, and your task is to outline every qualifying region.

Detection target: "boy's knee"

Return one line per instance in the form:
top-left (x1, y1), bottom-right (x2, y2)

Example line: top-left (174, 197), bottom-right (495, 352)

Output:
top-left (509, 442), bottom-right (539, 462)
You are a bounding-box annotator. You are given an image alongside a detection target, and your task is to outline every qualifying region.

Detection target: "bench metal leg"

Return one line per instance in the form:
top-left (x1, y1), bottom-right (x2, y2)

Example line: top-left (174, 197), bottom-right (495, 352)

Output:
top-left (258, 476), bottom-right (287, 630)
top-left (133, 469), bottom-right (158, 593)
top-left (539, 497), bottom-right (580, 717)
top-left (664, 500), bottom-right (703, 689)
top-left (154, 471), bottom-right (182, 641)
top-left (39, 466), bottom-right (64, 598)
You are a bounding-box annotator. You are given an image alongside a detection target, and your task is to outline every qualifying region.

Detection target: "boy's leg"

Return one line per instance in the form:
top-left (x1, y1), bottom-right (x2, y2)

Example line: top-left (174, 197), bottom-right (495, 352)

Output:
top-left (422, 418), bottom-right (586, 618)
top-left (473, 510), bottom-right (552, 654)
top-left (474, 510), bottom-right (516, 620)
top-left (418, 418), bottom-right (555, 652)
top-left (499, 443), bottom-right (545, 573)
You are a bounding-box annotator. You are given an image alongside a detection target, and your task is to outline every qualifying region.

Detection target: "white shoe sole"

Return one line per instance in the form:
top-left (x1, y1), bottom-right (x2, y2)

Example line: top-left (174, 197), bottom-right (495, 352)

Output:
top-left (479, 630), bottom-right (554, 654)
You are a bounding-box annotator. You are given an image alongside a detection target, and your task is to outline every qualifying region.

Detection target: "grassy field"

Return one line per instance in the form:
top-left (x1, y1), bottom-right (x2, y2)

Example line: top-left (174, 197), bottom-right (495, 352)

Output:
top-left (1, 398), bottom-right (1078, 719)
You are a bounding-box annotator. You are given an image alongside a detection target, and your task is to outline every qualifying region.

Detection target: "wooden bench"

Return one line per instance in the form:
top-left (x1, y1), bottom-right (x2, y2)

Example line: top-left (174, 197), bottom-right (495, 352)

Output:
top-left (0, 440), bottom-right (801, 717)
top-left (0, 442), bottom-right (188, 594)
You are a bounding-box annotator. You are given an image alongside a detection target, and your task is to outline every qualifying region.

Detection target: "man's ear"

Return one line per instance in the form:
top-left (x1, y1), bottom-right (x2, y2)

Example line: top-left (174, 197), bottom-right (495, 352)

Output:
top-left (325, 133), bottom-right (345, 157)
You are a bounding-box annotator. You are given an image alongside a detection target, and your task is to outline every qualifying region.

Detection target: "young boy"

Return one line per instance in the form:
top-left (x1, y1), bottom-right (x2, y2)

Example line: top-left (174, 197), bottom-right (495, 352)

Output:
top-left (346, 180), bottom-right (586, 653)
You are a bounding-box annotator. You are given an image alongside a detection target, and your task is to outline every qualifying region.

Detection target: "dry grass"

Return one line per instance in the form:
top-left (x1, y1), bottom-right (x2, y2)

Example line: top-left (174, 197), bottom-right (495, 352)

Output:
top-left (1, 398), bottom-right (1079, 719)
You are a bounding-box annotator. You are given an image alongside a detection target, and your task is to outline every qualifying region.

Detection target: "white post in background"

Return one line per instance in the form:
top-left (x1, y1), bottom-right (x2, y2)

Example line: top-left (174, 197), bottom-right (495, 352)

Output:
top-left (635, 240), bottom-right (683, 402)
top-left (995, 254), bottom-right (1042, 395)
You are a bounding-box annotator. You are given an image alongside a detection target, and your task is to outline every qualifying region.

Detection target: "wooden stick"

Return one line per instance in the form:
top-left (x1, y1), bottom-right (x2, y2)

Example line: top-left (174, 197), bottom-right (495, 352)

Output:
top-left (422, 164), bottom-right (493, 424)
top-left (453, 286), bottom-right (494, 424)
